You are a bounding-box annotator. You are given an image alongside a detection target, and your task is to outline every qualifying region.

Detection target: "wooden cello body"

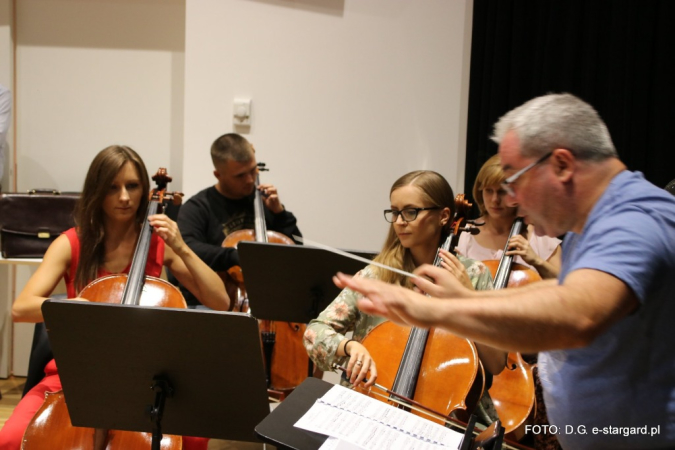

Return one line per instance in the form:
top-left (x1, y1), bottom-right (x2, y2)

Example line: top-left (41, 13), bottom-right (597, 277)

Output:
top-left (482, 217), bottom-right (538, 442)
top-left (22, 169), bottom-right (184, 450)
top-left (357, 194), bottom-right (484, 423)
top-left (22, 390), bottom-right (181, 450)
top-left (220, 162), bottom-right (310, 395)
top-left (360, 322), bottom-right (484, 423)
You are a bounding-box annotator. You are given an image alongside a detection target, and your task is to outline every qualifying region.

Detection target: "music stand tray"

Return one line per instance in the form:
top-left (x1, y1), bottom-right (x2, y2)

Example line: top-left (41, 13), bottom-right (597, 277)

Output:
top-left (255, 377), bottom-right (333, 449)
top-left (255, 377), bottom-right (478, 450)
top-left (42, 300), bottom-right (270, 443)
top-left (238, 241), bottom-right (376, 323)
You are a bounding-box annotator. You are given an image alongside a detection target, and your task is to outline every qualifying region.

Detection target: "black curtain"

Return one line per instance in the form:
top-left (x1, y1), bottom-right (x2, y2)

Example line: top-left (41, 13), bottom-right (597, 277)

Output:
top-left (465, 0), bottom-right (675, 200)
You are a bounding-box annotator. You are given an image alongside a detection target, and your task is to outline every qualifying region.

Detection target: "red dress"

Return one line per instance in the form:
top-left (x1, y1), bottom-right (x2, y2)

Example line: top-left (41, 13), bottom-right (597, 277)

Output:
top-left (0, 229), bottom-right (208, 450)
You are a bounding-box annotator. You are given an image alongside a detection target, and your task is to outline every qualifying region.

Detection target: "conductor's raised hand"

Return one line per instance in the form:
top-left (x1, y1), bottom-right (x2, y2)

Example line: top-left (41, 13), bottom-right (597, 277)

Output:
top-left (333, 272), bottom-right (439, 329)
top-left (148, 214), bottom-right (186, 252)
top-left (258, 183), bottom-right (284, 214)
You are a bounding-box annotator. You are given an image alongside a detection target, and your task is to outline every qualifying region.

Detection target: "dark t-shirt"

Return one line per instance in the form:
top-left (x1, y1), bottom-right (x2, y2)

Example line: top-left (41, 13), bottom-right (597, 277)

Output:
top-left (176, 186), bottom-right (301, 306)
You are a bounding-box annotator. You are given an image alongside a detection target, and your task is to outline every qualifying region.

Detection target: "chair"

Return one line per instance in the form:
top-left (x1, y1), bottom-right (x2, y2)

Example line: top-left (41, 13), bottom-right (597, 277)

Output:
top-left (21, 322), bottom-right (53, 397)
top-left (20, 294), bottom-right (65, 397)
top-left (472, 419), bottom-right (505, 450)
top-left (458, 415), bottom-right (504, 450)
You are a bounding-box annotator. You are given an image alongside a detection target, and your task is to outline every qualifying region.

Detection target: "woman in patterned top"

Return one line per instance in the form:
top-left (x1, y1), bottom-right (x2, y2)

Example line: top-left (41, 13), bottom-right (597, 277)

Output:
top-left (303, 170), bottom-right (505, 423)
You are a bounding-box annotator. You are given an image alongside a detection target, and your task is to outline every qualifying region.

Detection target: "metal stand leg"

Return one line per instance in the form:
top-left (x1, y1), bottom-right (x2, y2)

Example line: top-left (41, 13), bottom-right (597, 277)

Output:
top-left (148, 376), bottom-right (173, 450)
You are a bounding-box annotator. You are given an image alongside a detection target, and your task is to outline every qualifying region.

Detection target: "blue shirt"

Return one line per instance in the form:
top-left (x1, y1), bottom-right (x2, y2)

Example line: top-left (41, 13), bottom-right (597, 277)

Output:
top-left (539, 171), bottom-right (675, 449)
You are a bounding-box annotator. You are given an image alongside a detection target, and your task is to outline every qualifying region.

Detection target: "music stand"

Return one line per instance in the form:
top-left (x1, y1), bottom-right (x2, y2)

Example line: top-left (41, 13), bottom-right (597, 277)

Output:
top-left (238, 241), bottom-right (377, 322)
top-left (255, 377), bottom-right (478, 450)
top-left (41, 300), bottom-right (270, 446)
top-left (255, 377), bottom-right (332, 449)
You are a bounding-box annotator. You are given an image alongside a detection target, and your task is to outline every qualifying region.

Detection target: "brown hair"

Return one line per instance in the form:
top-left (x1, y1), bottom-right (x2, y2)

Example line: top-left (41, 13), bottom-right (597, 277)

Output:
top-left (210, 133), bottom-right (254, 166)
top-left (372, 170), bottom-right (454, 288)
top-left (73, 145), bottom-right (150, 291)
top-left (472, 154), bottom-right (506, 216)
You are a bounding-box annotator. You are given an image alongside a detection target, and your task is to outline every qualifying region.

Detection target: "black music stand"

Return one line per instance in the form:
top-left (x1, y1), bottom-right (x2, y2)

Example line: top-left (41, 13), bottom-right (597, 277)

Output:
top-left (255, 377), bottom-right (331, 449)
top-left (41, 300), bottom-right (270, 447)
top-left (255, 377), bottom-right (478, 450)
top-left (238, 241), bottom-right (377, 323)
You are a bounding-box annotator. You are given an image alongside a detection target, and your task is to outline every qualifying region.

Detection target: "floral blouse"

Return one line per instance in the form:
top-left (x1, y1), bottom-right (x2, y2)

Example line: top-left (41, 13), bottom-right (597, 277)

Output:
top-left (303, 256), bottom-right (494, 373)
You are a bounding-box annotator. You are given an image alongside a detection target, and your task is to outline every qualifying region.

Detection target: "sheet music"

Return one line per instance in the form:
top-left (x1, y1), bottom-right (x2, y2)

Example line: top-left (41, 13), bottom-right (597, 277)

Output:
top-left (320, 436), bottom-right (366, 450)
top-left (294, 384), bottom-right (464, 450)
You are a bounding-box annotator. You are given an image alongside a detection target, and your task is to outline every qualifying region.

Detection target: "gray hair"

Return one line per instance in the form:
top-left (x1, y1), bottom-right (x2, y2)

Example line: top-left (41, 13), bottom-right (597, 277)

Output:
top-left (491, 93), bottom-right (617, 161)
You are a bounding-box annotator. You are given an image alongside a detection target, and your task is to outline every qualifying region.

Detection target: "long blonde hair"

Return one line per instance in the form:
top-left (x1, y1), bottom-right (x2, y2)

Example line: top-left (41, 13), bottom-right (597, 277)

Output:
top-left (371, 170), bottom-right (455, 288)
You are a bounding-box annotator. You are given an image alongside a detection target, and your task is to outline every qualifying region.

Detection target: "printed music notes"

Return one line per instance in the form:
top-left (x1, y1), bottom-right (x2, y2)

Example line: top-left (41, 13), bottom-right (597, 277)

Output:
top-left (295, 384), bottom-right (463, 450)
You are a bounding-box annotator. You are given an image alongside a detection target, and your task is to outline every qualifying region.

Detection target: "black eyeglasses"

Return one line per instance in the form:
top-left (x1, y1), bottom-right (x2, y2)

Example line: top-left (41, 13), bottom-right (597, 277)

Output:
top-left (383, 207), bottom-right (440, 223)
top-left (501, 151), bottom-right (553, 196)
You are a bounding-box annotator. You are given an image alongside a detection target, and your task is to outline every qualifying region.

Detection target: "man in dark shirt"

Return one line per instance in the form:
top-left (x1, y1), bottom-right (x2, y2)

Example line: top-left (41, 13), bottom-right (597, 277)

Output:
top-left (176, 133), bottom-right (301, 308)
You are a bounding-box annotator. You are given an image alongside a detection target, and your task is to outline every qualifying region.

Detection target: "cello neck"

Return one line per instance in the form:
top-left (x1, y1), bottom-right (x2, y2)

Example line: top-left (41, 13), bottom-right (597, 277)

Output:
top-left (121, 201), bottom-right (158, 305)
top-left (391, 200), bottom-right (469, 402)
top-left (391, 233), bottom-right (453, 401)
top-left (120, 167), bottom-right (181, 305)
top-left (432, 234), bottom-right (453, 266)
top-left (493, 217), bottom-right (524, 290)
top-left (253, 163), bottom-right (268, 243)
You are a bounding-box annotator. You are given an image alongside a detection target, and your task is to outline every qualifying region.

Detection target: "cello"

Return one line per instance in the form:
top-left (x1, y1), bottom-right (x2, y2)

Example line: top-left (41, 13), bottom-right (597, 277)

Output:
top-left (22, 168), bottom-right (184, 450)
top-left (357, 194), bottom-right (485, 424)
top-left (219, 162), bottom-right (311, 396)
top-left (481, 217), bottom-right (538, 442)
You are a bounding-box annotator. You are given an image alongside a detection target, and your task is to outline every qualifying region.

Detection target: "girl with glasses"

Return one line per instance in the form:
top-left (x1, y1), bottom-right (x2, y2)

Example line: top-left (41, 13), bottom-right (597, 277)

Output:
top-left (303, 170), bottom-right (505, 425)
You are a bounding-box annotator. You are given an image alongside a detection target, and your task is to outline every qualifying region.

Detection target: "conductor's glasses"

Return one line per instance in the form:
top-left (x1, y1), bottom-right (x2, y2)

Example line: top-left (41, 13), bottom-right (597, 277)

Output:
top-left (501, 151), bottom-right (553, 196)
top-left (384, 207), bottom-right (440, 223)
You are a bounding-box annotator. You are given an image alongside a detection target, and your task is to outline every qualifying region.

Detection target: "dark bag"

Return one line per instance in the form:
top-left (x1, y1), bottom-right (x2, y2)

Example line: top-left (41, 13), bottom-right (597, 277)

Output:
top-left (0, 190), bottom-right (79, 258)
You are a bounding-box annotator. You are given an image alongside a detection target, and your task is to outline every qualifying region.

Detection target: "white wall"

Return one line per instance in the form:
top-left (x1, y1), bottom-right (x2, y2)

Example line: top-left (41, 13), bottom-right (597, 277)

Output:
top-left (183, 0), bottom-right (474, 252)
top-left (15, 0), bottom-right (186, 192)
top-left (1, 0), bottom-right (186, 377)
top-left (0, 0), bottom-right (14, 378)
top-left (0, 0), bottom-right (13, 189)
top-left (1, 0), bottom-right (474, 376)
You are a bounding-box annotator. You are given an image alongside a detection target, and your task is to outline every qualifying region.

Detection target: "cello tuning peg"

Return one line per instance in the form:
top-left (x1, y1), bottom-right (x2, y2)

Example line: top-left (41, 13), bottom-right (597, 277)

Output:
top-left (170, 192), bottom-right (184, 206)
top-left (461, 226), bottom-right (481, 235)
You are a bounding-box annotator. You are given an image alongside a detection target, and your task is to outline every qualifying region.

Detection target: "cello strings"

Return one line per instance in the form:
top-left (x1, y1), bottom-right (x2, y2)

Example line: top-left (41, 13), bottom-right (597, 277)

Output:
top-left (332, 365), bottom-right (452, 424)
top-left (292, 236), bottom-right (418, 279)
